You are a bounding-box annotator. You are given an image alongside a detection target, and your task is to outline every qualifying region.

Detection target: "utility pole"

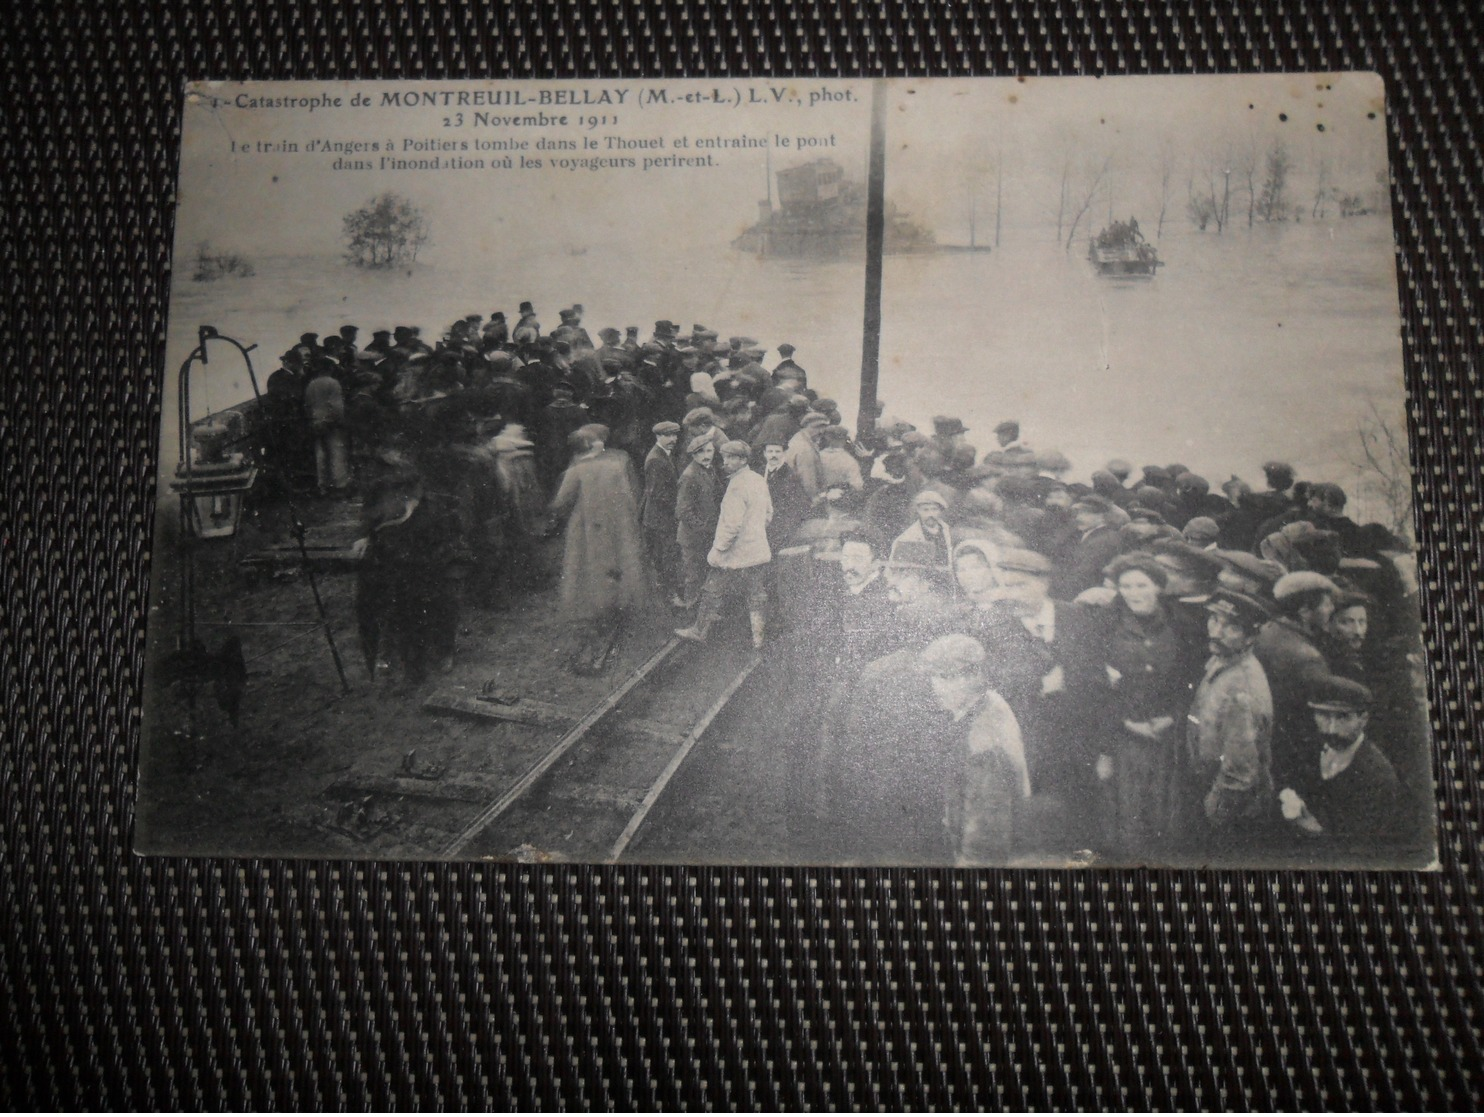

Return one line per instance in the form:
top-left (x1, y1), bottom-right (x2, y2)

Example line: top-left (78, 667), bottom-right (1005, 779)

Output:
top-left (856, 79), bottom-right (887, 442)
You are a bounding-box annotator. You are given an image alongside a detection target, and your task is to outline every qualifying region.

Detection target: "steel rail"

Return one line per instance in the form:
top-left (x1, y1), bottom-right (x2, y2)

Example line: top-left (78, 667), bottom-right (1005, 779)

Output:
top-left (608, 652), bottom-right (762, 862)
top-left (438, 636), bottom-right (682, 858)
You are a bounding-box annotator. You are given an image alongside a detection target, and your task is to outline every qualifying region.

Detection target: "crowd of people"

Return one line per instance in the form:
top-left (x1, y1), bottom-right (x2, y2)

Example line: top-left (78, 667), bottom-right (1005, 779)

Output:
top-left (245, 302), bottom-right (1430, 866)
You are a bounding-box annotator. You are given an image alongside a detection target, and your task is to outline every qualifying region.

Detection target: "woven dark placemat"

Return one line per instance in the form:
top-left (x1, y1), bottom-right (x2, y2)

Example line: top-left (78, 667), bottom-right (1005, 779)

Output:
top-left (3, 2), bottom-right (1480, 1108)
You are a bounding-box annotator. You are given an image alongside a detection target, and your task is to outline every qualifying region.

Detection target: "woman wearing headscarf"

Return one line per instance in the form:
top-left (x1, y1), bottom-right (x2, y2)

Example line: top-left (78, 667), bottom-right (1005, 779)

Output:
top-left (1096, 551), bottom-right (1194, 861)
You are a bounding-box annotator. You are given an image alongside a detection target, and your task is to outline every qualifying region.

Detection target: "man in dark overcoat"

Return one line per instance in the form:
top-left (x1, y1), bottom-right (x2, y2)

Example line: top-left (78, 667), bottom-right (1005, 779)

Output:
top-left (641, 421), bottom-right (682, 602)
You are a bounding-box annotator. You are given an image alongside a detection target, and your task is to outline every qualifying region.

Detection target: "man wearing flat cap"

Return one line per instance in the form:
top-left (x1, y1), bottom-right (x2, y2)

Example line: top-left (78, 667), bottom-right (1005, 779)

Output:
top-left (1176, 588), bottom-right (1276, 855)
top-left (674, 435), bottom-right (721, 609)
top-left (969, 547), bottom-right (1111, 851)
top-left (784, 412), bottom-right (827, 502)
top-left (1256, 571), bottom-right (1341, 794)
top-left (1053, 493), bottom-right (1123, 600)
top-left (1277, 676), bottom-right (1402, 846)
top-left (677, 440), bottom-right (774, 648)
top-left (892, 487), bottom-right (956, 576)
top-left (641, 422), bottom-right (682, 600)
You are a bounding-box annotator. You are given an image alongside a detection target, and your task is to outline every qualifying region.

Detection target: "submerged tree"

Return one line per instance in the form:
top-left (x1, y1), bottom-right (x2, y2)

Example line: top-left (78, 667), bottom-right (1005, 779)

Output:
top-left (1350, 397), bottom-right (1415, 544)
top-left (1256, 141), bottom-right (1292, 222)
top-left (342, 192), bottom-right (430, 269)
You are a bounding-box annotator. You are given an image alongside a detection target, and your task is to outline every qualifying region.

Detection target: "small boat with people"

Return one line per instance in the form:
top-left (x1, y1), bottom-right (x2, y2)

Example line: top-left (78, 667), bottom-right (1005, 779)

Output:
top-left (1088, 217), bottom-right (1161, 278)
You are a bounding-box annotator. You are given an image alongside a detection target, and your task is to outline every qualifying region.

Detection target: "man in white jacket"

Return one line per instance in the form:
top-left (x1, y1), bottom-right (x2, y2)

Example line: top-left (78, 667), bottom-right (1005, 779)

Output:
top-left (676, 440), bottom-right (774, 648)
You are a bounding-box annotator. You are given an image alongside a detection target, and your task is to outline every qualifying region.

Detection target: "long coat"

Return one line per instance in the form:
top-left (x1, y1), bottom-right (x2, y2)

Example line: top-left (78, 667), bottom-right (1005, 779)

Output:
top-left (640, 443), bottom-right (679, 532)
top-left (675, 461), bottom-right (720, 553)
top-left (549, 449), bottom-right (651, 623)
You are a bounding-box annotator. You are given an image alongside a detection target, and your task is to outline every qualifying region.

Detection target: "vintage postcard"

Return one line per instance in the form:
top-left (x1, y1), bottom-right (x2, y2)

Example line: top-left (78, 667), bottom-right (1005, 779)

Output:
top-left (137, 75), bottom-right (1434, 868)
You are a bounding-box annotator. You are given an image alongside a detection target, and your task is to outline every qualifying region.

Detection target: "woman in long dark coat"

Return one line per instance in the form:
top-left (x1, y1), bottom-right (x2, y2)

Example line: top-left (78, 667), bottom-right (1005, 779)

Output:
top-left (1097, 551), bottom-right (1195, 861)
top-left (548, 424), bottom-right (653, 673)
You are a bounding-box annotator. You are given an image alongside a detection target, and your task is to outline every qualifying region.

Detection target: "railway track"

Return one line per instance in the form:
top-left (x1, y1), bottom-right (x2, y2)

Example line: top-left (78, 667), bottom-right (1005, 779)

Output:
top-left (437, 632), bottom-right (763, 862)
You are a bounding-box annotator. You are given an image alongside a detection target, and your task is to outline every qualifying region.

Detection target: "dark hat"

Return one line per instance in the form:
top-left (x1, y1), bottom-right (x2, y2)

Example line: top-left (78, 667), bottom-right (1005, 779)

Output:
top-left (1106, 551), bottom-right (1169, 589)
top-left (519, 301), bottom-right (535, 314)
top-left (559, 308), bottom-right (576, 321)
top-left (299, 332), bottom-right (319, 344)
top-left (490, 311), bottom-right (506, 321)
top-left (1307, 676), bottom-right (1373, 713)
top-left (995, 548), bottom-right (1053, 577)
top-left (933, 415), bottom-right (968, 436)
top-left (1204, 588), bottom-right (1271, 630)
top-left (655, 320), bottom-right (678, 334)
top-left (777, 343), bottom-right (796, 356)
top-left (994, 420), bottom-right (1020, 435)
top-left (371, 329), bottom-right (391, 339)
top-left (599, 327), bottom-right (622, 343)
top-left (652, 421), bottom-right (681, 436)
top-left (572, 303), bottom-right (584, 314)
top-left (685, 433), bottom-right (714, 455)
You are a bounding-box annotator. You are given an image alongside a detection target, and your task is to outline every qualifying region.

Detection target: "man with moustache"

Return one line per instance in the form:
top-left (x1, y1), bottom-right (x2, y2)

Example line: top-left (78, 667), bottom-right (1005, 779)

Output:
top-left (1278, 676), bottom-right (1402, 849)
top-left (758, 438), bottom-right (810, 552)
top-left (1175, 588), bottom-right (1276, 858)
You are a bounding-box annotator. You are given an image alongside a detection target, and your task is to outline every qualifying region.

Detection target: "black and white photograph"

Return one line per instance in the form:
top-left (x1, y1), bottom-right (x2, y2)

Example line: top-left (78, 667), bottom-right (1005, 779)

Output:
top-left (137, 75), bottom-right (1434, 869)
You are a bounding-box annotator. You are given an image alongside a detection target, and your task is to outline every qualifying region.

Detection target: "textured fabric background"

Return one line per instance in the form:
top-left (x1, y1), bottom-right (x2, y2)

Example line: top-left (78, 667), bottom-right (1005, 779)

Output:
top-left (3, 1), bottom-right (1481, 1108)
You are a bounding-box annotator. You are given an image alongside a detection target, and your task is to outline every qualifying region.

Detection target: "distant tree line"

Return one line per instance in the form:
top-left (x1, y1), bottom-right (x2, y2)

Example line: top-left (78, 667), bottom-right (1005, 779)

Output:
top-left (190, 241), bottom-right (254, 282)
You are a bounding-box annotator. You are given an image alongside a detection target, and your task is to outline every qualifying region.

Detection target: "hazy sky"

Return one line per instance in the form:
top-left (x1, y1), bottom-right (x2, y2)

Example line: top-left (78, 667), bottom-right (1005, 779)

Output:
top-left (882, 74), bottom-right (1390, 243)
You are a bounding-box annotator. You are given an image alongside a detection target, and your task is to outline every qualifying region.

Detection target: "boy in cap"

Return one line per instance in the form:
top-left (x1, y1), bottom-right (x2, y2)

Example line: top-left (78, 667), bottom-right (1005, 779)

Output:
top-left (677, 440), bottom-right (774, 648)
top-left (1177, 588), bottom-right (1276, 856)
top-left (673, 434), bottom-right (721, 609)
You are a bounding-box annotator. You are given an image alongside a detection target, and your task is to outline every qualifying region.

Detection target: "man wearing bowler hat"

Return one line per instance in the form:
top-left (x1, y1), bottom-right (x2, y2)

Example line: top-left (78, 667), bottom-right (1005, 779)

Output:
top-left (772, 342), bottom-right (807, 388)
top-left (512, 301), bottom-right (541, 345)
top-left (1176, 588), bottom-right (1275, 857)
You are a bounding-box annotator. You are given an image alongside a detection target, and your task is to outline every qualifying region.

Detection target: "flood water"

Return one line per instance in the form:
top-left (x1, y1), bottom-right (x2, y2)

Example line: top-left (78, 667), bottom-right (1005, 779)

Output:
top-left (163, 212), bottom-right (1407, 520)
